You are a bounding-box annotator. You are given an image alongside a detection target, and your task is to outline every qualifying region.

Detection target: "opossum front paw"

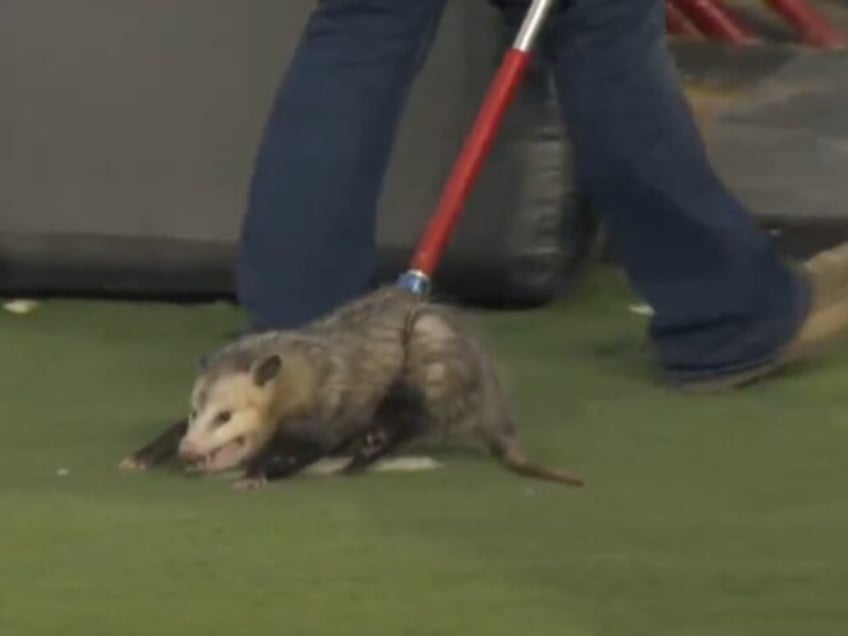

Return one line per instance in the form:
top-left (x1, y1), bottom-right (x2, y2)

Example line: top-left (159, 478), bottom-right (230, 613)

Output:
top-left (233, 476), bottom-right (268, 492)
top-left (118, 456), bottom-right (148, 472)
top-left (360, 429), bottom-right (389, 457)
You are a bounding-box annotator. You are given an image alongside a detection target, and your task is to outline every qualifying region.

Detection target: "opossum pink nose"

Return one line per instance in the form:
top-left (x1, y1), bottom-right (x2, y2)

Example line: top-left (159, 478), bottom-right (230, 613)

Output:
top-left (178, 440), bottom-right (203, 461)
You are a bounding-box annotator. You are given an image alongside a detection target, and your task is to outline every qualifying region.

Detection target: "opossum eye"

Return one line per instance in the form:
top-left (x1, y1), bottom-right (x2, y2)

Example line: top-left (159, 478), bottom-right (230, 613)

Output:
top-left (214, 411), bottom-right (232, 426)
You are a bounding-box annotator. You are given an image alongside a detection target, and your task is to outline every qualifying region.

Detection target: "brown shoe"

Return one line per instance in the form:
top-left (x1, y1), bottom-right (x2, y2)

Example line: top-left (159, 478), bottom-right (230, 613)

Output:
top-left (678, 241), bottom-right (848, 394)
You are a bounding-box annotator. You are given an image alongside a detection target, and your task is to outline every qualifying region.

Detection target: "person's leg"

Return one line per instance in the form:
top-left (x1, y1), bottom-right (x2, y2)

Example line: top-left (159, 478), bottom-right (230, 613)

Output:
top-left (541, 0), bottom-right (812, 384)
top-left (237, 0), bottom-right (447, 331)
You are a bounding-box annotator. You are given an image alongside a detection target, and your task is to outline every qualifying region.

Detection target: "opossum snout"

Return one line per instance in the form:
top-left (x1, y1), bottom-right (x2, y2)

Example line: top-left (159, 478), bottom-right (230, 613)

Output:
top-left (178, 439), bottom-right (204, 462)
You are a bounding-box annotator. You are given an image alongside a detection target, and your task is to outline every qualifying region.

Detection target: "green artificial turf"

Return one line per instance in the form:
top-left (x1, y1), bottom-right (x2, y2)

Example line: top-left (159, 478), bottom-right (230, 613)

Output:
top-left (2, 267), bottom-right (848, 635)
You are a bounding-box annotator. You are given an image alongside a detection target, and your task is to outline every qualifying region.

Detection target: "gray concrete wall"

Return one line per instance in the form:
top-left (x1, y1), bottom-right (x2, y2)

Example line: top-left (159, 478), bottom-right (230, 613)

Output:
top-left (0, 2), bottom-right (508, 293)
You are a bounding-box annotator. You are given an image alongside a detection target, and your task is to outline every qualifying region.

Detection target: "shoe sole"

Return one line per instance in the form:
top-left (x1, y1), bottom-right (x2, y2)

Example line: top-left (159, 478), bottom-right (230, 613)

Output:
top-left (675, 287), bottom-right (848, 394)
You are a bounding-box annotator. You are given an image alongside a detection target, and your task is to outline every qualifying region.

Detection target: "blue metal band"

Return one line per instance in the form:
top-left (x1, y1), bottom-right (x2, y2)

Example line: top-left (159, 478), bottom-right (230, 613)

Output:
top-left (395, 270), bottom-right (431, 297)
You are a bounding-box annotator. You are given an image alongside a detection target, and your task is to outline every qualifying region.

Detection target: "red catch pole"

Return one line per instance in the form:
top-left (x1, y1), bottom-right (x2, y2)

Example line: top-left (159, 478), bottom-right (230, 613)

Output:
top-left (408, 49), bottom-right (530, 277)
top-left (399, 0), bottom-right (556, 292)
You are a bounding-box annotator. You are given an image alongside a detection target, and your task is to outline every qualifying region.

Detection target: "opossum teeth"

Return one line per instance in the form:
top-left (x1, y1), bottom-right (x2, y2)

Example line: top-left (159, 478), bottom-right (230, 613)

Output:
top-left (185, 437), bottom-right (248, 474)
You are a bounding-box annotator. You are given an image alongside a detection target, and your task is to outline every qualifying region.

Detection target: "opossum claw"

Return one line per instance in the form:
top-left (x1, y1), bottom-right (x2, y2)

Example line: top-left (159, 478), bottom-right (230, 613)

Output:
top-left (120, 418), bottom-right (188, 472)
top-left (118, 456), bottom-right (148, 472)
top-left (233, 476), bottom-right (268, 491)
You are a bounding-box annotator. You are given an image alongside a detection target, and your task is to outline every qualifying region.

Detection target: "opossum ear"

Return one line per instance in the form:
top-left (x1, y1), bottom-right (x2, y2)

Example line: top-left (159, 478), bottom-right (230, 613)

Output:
top-left (196, 351), bottom-right (211, 371)
top-left (252, 355), bottom-right (282, 387)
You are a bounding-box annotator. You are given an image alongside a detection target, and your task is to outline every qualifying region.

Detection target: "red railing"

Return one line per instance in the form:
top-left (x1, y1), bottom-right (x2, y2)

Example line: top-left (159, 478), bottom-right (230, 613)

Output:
top-left (666, 0), bottom-right (846, 49)
top-left (666, 2), bottom-right (705, 38)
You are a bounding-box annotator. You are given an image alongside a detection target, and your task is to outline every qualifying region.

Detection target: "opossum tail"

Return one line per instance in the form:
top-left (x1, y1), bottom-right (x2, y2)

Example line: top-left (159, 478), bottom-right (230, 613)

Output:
top-left (489, 438), bottom-right (585, 487)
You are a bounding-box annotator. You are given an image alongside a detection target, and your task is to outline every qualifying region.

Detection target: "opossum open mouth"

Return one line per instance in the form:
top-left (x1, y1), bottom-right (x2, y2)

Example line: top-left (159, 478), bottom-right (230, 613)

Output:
top-left (189, 436), bottom-right (250, 473)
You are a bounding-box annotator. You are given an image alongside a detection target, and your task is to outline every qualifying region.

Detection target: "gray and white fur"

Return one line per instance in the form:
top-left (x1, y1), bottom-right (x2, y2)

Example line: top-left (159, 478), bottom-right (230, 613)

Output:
top-left (119, 285), bottom-right (585, 490)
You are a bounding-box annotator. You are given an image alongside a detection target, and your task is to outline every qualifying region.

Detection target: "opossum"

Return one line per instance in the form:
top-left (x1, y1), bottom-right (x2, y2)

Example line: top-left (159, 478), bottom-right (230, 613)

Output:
top-left (119, 285), bottom-right (585, 490)
top-left (119, 286), bottom-right (420, 476)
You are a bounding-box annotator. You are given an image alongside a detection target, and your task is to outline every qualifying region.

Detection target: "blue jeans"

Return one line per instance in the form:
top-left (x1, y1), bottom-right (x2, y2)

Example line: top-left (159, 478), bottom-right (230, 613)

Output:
top-left (236, 0), bottom-right (810, 382)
